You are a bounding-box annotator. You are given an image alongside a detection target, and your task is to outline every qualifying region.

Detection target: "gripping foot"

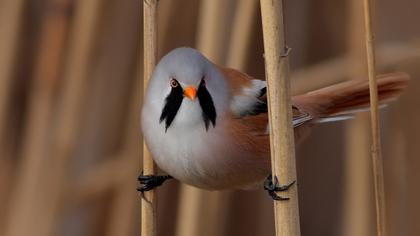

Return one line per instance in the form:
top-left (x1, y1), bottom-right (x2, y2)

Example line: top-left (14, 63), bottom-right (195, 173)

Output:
top-left (137, 174), bottom-right (173, 193)
top-left (264, 174), bottom-right (296, 201)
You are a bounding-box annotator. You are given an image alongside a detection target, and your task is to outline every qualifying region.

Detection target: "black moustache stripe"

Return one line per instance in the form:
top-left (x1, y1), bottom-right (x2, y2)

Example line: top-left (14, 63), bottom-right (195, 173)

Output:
top-left (197, 80), bottom-right (217, 131)
top-left (159, 84), bottom-right (184, 132)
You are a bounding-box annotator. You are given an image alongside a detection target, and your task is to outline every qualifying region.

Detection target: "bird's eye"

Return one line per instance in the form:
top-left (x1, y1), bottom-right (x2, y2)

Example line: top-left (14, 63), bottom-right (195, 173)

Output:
top-left (170, 79), bottom-right (178, 88)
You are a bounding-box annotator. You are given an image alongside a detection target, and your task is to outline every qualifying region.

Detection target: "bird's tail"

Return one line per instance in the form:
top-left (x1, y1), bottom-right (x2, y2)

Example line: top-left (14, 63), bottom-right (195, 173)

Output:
top-left (292, 72), bottom-right (410, 122)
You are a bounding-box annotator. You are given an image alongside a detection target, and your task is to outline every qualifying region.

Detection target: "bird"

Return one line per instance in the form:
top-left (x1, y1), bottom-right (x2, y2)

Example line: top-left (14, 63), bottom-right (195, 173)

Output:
top-left (138, 47), bottom-right (409, 199)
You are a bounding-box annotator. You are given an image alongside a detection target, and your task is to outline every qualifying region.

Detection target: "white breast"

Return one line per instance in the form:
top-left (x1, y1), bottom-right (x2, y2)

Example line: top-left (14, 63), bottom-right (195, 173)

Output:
top-left (141, 101), bottom-right (269, 190)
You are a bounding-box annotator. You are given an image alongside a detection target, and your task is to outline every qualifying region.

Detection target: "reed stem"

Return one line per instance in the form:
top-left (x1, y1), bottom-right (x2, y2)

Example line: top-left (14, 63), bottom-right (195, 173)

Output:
top-left (142, 1), bottom-right (158, 236)
top-left (363, 0), bottom-right (387, 235)
top-left (0, 0), bottom-right (25, 153)
top-left (260, 0), bottom-right (300, 235)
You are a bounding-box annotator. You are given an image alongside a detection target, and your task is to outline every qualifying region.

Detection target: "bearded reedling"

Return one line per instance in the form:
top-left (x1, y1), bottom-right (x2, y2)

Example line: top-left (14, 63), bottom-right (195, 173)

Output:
top-left (138, 47), bottom-right (409, 200)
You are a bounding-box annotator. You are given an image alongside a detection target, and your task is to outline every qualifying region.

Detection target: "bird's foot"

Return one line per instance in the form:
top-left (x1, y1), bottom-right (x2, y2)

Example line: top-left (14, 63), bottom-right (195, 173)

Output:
top-left (137, 174), bottom-right (173, 192)
top-left (264, 174), bottom-right (296, 201)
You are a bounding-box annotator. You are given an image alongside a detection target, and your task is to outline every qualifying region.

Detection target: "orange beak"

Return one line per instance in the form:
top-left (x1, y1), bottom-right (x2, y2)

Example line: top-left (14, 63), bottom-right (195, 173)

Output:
top-left (184, 86), bottom-right (197, 100)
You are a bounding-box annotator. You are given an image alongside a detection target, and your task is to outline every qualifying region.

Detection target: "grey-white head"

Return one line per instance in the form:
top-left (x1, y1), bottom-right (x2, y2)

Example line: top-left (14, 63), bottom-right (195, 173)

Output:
top-left (142, 47), bottom-right (230, 133)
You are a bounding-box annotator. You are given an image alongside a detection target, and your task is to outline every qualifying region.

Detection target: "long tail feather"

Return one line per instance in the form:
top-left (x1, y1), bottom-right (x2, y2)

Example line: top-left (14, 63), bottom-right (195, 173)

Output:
top-left (292, 72), bottom-right (410, 121)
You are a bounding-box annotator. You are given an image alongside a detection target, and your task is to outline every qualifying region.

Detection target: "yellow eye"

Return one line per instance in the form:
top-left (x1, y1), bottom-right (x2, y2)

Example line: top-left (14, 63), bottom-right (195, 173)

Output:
top-left (170, 79), bottom-right (178, 88)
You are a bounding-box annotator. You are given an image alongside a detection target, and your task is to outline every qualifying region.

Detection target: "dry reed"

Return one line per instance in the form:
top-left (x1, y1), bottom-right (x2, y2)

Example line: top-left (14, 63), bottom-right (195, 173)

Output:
top-left (1, 0), bottom-right (418, 235)
top-left (341, 1), bottom-right (374, 234)
top-left (363, 0), bottom-right (387, 234)
top-left (4, 1), bottom-right (73, 236)
top-left (260, 0), bottom-right (300, 235)
top-left (142, 0), bottom-right (158, 236)
top-left (0, 0), bottom-right (25, 148)
top-left (106, 93), bottom-right (143, 236)
top-left (94, 1), bottom-right (142, 234)
top-left (226, 0), bottom-right (258, 70)
top-left (0, 1), bottom-right (26, 233)
top-left (37, 0), bottom-right (104, 234)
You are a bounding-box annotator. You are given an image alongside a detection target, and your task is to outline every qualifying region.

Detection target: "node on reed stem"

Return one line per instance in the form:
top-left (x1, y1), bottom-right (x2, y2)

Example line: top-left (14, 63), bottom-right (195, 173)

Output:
top-left (363, 0), bottom-right (387, 235)
top-left (260, 0), bottom-right (301, 235)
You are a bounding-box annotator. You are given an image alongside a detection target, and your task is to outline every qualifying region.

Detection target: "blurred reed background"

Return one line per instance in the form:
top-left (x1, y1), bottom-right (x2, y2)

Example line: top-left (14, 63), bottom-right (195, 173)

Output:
top-left (0, 0), bottom-right (419, 235)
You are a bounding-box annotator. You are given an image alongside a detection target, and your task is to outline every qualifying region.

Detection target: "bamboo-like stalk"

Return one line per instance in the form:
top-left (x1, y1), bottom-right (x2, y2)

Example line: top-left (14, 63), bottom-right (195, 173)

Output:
top-left (156, 0), bottom-right (176, 53)
top-left (0, 4), bottom-right (25, 216)
top-left (4, 1), bottom-right (73, 236)
top-left (259, 1), bottom-right (300, 236)
top-left (41, 0), bottom-right (103, 233)
top-left (0, 0), bottom-right (25, 148)
top-left (142, 1), bottom-right (158, 236)
top-left (107, 32), bottom-right (144, 235)
top-left (73, 1), bottom-right (142, 234)
top-left (9, 0), bottom-right (104, 235)
top-left (341, 1), bottom-right (373, 235)
top-left (226, 0), bottom-right (258, 70)
top-left (194, 0), bottom-right (234, 64)
top-left (0, 1), bottom-right (25, 233)
top-left (363, 0), bottom-right (387, 235)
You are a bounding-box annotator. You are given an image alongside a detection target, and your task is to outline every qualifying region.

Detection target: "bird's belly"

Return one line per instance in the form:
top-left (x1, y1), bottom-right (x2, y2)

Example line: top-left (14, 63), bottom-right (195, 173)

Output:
top-left (145, 125), bottom-right (269, 190)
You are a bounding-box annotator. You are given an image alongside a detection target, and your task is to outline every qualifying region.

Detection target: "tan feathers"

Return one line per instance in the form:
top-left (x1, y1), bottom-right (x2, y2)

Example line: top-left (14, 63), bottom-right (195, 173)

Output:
top-left (292, 72), bottom-right (410, 118)
top-left (223, 69), bottom-right (409, 145)
top-left (220, 66), bottom-right (255, 95)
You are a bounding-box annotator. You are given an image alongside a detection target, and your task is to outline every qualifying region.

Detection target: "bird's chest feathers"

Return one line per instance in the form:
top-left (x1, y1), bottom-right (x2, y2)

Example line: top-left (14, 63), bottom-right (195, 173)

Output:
top-left (154, 119), bottom-right (230, 174)
top-left (145, 105), bottom-right (235, 185)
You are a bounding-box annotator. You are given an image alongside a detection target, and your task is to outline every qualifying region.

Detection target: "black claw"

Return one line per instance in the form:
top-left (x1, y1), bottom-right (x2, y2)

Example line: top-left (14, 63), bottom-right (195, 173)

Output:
top-left (268, 190), bottom-right (290, 201)
top-left (137, 174), bottom-right (172, 193)
top-left (264, 174), bottom-right (296, 201)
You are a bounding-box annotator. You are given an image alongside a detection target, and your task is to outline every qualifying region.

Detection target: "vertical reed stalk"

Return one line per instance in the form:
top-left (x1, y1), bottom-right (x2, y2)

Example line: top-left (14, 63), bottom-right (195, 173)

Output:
top-left (4, 1), bottom-right (73, 236)
top-left (260, 0), bottom-right (300, 235)
top-left (36, 0), bottom-right (103, 234)
top-left (0, 0), bottom-right (25, 152)
top-left (363, 0), bottom-right (387, 235)
top-left (107, 84), bottom-right (143, 236)
top-left (342, 1), bottom-right (373, 235)
top-left (142, 1), bottom-right (158, 236)
top-left (0, 1), bottom-right (25, 233)
top-left (98, 1), bottom-right (142, 235)
top-left (226, 0), bottom-right (258, 70)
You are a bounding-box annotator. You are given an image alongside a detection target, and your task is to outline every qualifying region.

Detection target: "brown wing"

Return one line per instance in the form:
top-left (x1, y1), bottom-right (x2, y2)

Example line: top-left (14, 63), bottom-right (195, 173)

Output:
top-left (292, 72), bottom-right (409, 118)
top-left (219, 67), bottom-right (257, 95)
top-left (219, 66), bottom-right (268, 117)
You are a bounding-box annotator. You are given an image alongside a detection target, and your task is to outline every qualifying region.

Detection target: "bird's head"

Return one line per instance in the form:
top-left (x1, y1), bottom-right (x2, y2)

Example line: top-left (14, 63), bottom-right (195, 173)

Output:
top-left (144, 47), bottom-right (229, 132)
